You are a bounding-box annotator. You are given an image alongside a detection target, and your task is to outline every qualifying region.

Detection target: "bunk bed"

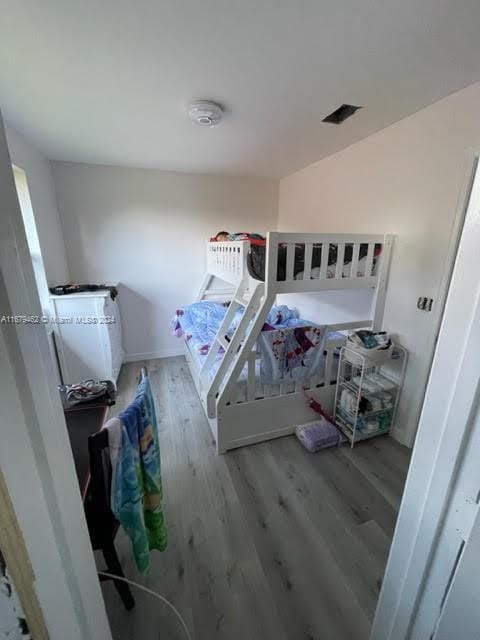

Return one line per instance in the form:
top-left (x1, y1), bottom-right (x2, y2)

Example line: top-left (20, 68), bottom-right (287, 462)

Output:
top-left (182, 232), bottom-right (393, 453)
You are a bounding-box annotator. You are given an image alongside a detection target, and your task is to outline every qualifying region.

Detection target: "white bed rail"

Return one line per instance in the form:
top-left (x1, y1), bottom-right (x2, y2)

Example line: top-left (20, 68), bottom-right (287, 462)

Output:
top-left (206, 240), bottom-right (249, 286)
top-left (220, 331), bottom-right (352, 407)
top-left (206, 233), bottom-right (392, 299)
top-left (266, 232), bottom-right (390, 295)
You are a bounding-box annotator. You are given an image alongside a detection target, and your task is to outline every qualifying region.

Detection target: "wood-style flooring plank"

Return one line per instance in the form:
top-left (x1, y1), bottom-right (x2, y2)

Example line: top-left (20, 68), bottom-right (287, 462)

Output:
top-left (99, 356), bottom-right (411, 640)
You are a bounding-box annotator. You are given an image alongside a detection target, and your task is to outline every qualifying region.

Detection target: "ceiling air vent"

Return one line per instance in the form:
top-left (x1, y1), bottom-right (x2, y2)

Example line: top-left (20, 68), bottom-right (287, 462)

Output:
top-left (322, 104), bottom-right (362, 125)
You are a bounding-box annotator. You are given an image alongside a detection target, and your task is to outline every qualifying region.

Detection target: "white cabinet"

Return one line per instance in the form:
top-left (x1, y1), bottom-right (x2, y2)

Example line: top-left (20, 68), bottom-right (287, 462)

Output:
top-left (49, 290), bottom-right (124, 384)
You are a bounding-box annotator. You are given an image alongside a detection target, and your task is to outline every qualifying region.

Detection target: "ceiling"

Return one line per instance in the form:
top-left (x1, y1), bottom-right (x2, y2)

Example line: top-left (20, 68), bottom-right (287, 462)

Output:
top-left (1, 0), bottom-right (480, 179)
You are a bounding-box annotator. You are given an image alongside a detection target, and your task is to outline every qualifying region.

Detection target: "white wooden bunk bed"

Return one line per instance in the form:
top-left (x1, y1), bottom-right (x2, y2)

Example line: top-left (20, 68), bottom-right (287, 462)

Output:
top-left (183, 232), bottom-right (393, 453)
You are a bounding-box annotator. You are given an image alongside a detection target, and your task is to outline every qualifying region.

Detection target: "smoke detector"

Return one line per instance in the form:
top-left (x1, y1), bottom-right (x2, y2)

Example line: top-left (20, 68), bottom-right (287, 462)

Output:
top-left (188, 100), bottom-right (224, 127)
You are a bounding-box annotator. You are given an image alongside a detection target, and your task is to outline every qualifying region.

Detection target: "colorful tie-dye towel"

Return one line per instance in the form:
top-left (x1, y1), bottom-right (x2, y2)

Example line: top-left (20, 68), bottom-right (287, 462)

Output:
top-left (109, 376), bottom-right (167, 573)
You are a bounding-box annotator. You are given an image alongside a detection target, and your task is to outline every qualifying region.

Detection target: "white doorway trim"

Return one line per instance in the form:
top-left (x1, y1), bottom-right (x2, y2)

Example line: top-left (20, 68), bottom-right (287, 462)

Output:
top-left (371, 153), bottom-right (480, 639)
top-left (0, 111), bottom-right (112, 639)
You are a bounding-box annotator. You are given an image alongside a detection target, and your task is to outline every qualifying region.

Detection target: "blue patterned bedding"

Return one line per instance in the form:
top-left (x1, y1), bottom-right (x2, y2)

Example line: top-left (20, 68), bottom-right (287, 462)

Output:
top-left (171, 301), bottom-right (242, 354)
top-left (172, 302), bottom-right (332, 383)
top-left (171, 302), bottom-right (302, 354)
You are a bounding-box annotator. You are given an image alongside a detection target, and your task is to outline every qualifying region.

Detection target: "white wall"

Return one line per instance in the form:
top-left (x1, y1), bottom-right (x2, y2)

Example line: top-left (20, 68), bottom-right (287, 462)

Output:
top-left (278, 82), bottom-right (480, 447)
top-left (51, 162), bottom-right (278, 360)
top-left (5, 124), bottom-right (69, 286)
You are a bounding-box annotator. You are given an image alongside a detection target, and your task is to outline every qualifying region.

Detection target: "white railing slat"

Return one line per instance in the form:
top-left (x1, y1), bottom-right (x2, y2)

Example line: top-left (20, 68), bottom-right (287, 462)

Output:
top-left (365, 243), bottom-right (375, 277)
top-left (335, 243), bottom-right (345, 279)
top-left (303, 243), bottom-right (313, 280)
top-left (286, 243), bottom-right (295, 281)
top-left (266, 232), bottom-right (279, 289)
top-left (351, 243), bottom-right (360, 278)
top-left (319, 243), bottom-right (329, 280)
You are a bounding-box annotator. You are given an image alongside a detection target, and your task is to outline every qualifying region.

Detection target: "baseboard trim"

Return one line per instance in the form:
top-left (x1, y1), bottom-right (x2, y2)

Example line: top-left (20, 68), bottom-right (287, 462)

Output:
top-left (390, 425), bottom-right (410, 448)
top-left (124, 348), bottom-right (183, 362)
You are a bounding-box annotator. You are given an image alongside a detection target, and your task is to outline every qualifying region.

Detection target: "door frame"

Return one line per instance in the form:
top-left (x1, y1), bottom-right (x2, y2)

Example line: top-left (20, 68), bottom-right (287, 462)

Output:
top-left (371, 153), bottom-right (480, 639)
top-left (0, 469), bottom-right (49, 640)
top-left (0, 112), bottom-right (113, 639)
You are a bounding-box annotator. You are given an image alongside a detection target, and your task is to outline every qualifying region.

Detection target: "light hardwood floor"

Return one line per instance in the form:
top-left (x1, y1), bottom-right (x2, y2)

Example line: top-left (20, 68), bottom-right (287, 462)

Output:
top-left (100, 356), bottom-right (411, 640)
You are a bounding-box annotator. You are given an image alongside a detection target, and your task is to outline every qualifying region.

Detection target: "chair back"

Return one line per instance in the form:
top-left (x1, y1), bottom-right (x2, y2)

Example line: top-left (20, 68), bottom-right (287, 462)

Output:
top-left (85, 429), bottom-right (119, 548)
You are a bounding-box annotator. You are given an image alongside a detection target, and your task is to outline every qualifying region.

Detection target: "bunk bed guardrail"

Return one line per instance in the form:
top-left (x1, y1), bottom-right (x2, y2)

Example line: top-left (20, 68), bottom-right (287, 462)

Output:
top-left (206, 232), bottom-right (392, 295)
top-left (206, 240), bottom-right (249, 286)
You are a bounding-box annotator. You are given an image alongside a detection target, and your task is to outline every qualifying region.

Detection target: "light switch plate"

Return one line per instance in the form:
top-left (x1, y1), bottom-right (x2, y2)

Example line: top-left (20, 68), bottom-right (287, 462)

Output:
top-left (417, 297), bottom-right (433, 311)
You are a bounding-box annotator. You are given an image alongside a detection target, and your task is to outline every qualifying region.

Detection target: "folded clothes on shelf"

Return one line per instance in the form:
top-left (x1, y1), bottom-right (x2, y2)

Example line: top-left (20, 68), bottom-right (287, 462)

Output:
top-left (337, 404), bottom-right (393, 433)
top-left (338, 386), bottom-right (394, 422)
top-left (366, 372), bottom-right (397, 391)
top-left (351, 373), bottom-right (397, 394)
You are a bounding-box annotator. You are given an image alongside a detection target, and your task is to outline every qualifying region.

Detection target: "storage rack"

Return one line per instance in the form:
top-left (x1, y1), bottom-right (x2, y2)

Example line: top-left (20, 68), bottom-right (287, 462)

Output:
top-left (334, 343), bottom-right (407, 447)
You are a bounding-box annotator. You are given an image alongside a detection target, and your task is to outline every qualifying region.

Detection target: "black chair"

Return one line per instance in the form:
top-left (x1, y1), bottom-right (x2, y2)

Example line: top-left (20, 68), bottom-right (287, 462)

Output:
top-left (85, 429), bottom-right (135, 610)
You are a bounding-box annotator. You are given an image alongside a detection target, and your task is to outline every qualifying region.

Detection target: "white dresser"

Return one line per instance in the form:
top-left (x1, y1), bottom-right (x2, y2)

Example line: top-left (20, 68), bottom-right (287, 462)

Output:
top-left (49, 289), bottom-right (124, 385)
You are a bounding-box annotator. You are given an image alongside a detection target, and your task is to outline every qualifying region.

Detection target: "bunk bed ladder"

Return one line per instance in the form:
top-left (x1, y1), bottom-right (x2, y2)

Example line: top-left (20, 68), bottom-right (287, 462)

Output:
top-left (202, 282), bottom-right (268, 418)
top-left (216, 288), bottom-right (276, 415)
top-left (200, 280), bottom-right (248, 380)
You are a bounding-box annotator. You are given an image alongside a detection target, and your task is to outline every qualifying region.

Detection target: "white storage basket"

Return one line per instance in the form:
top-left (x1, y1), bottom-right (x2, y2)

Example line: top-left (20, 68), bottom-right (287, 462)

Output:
top-left (343, 342), bottom-right (394, 366)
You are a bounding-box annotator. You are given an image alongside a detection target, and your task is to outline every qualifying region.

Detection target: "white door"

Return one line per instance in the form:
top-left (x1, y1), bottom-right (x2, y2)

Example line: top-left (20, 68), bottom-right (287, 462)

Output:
top-left (434, 507), bottom-right (480, 640)
top-left (372, 156), bottom-right (480, 640)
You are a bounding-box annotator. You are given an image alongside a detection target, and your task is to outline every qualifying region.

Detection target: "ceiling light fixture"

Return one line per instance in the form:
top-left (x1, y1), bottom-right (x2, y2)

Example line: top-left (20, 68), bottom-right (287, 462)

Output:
top-left (188, 100), bottom-right (224, 127)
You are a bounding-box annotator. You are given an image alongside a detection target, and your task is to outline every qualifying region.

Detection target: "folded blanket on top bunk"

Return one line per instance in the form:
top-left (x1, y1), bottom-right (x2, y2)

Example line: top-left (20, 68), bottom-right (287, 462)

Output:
top-left (171, 301), bottom-right (330, 383)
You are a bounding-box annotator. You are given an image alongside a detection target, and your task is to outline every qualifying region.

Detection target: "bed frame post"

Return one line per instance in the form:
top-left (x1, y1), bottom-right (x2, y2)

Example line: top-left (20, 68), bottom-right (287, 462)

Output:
top-left (371, 234), bottom-right (394, 330)
top-left (265, 231), bottom-right (279, 297)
